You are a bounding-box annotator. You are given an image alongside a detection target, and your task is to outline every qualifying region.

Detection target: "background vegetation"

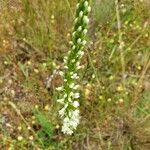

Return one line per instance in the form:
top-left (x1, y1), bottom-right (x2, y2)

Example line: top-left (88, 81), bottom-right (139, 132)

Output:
top-left (0, 0), bottom-right (150, 149)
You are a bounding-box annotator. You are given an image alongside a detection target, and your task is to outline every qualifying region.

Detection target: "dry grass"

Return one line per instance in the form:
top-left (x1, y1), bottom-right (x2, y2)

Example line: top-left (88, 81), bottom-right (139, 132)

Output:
top-left (0, 0), bottom-right (150, 149)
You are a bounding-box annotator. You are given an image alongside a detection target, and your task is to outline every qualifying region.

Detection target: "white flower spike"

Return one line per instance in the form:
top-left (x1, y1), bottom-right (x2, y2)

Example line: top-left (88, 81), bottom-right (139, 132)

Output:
top-left (56, 0), bottom-right (91, 135)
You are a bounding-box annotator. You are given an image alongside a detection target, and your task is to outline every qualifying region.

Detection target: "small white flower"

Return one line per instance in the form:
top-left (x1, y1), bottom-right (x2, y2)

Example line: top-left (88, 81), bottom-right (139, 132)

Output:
top-left (64, 56), bottom-right (68, 63)
top-left (59, 71), bottom-right (64, 76)
top-left (72, 45), bottom-right (76, 50)
top-left (78, 51), bottom-right (84, 57)
top-left (70, 110), bottom-right (80, 127)
top-left (75, 76), bottom-right (79, 79)
top-left (64, 94), bottom-right (67, 98)
top-left (59, 107), bottom-right (66, 117)
top-left (71, 73), bottom-right (78, 79)
top-left (76, 62), bottom-right (81, 70)
top-left (73, 84), bottom-right (79, 90)
top-left (69, 41), bottom-right (73, 45)
top-left (73, 93), bottom-right (80, 99)
top-left (70, 92), bottom-right (74, 96)
top-left (77, 65), bottom-right (82, 70)
top-left (64, 56), bottom-right (67, 60)
top-left (62, 120), bottom-right (73, 135)
top-left (72, 32), bottom-right (76, 37)
top-left (64, 103), bottom-right (69, 108)
top-left (61, 109), bottom-right (80, 135)
top-left (56, 86), bottom-right (63, 91)
top-left (83, 16), bottom-right (89, 24)
top-left (69, 83), bottom-right (75, 89)
top-left (64, 79), bottom-right (67, 82)
top-left (77, 38), bottom-right (82, 44)
top-left (62, 126), bottom-right (73, 135)
top-left (68, 97), bottom-right (72, 102)
top-left (71, 59), bottom-right (76, 63)
top-left (67, 51), bottom-right (71, 55)
top-left (71, 75), bottom-right (79, 79)
top-left (57, 99), bottom-right (64, 104)
top-left (74, 18), bottom-right (78, 23)
top-left (76, 3), bottom-right (80, 9)
top-left (76, 62), bottom-right (80, 67)
top-left (72, 109), bottom-right (80, 118)
top-left (64, 66), bottom-right (68, 69)
top-left (72, 101), bottom-right (79, 108)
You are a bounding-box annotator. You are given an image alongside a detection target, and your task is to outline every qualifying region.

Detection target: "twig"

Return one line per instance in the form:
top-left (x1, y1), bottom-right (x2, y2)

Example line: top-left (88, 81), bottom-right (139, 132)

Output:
top-left (65, 0), bottom-right (73, 16)
top-left (115, 0), bottom-right (126, 88)
top-left (46, 65), bottom-right (62, 89)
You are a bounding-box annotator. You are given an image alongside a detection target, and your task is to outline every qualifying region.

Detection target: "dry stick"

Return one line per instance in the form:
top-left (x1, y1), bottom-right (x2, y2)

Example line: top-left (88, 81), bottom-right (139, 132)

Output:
top-left (46, 66), bottom-right (61, 89)
top-left (65, 0), bottom-right (73, 16)
top-left (8, 101), bottom-right (44, 147)
top-left (115, 0), bottom-right (126, 88)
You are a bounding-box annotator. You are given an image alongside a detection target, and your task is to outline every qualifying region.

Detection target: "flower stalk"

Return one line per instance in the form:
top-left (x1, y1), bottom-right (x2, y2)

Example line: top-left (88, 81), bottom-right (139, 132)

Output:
top-left (56, 0), bottom-right (91, 135)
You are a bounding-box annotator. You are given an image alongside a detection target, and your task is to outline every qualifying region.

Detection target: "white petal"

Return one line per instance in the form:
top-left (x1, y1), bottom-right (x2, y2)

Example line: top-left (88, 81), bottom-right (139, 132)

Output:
top-left (56, 86), bottom-right (63, 91)
top-left (72, 101), bottom-right (80, 108)
top-left (73, 93), bottom-right (80, 99)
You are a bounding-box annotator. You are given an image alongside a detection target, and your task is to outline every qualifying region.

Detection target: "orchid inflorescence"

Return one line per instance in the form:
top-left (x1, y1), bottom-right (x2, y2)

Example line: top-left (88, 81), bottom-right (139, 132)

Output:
top-left (56, 0), bottom-right (91, 135)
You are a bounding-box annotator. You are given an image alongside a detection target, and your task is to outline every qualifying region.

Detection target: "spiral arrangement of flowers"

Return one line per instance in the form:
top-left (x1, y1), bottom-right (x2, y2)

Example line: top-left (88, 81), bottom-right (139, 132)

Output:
top-left (56, 0), bottom-right (91, 135)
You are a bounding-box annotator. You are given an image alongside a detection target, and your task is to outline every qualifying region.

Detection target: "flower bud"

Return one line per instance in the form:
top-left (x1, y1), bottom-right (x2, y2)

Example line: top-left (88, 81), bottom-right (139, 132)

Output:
top-left (77, 26), bottom-right (82, 32)
top-left (78, 51), bottom-right (84, 57)
top-left (77, 38), bottom-right (82, 44)
top-left (59, 71), bottom-right (64, 76)
top-left (69, 41), bottom-right (73, 45)
top-left (72, 32), bottom-right (76, 37)
top-left (64, 66), bottom-right (68, 69)
top-left (57, 99), bottom-right (64, 104)
top-left (71, 59), bottom-right (76, 63)
top-left (79, 11), bottom-right (83, 17)
top-left (56, 86), bottom-right (63, 91)
top-left (69, 83), bottom-right (75, 89)
top-left (74, 18), bottom-right (78, 23)
top-left (83, 29), bottom-right (88, 34)
top-left (72, 45), bottom-right (76, 50)
top-left (76, 3), bottom-right (80, 9)
top-left (83, 16), bottom-right (89, 24)
top-left (82, 40), bottom-right (87, 46)
top-left (84, 1), bottom-right (88, 7)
